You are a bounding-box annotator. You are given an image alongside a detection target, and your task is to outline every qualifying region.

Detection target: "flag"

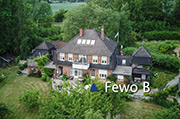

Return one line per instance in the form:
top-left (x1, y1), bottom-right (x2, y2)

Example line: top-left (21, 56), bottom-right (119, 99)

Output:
top-left (115, 32), bottom-right (119, 38)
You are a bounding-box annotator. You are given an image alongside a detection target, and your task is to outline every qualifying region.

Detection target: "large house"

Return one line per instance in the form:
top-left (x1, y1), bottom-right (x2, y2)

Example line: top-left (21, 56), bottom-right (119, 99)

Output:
top-left (28, 27), bottom-right (152, 83)
top-left (56, 27), bottom-right (120, 80)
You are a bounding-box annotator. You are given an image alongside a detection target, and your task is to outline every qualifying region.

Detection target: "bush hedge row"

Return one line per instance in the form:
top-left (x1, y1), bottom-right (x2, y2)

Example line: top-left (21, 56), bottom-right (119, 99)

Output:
top-left (143, 31), bottom-right (180, 41)
top-left (151, 53), bottom-right (180, 72)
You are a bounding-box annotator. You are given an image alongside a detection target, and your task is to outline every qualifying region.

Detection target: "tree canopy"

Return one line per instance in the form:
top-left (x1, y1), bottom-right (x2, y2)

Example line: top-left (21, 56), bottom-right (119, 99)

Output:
top-left (61, 4), bottom-right (121, 41)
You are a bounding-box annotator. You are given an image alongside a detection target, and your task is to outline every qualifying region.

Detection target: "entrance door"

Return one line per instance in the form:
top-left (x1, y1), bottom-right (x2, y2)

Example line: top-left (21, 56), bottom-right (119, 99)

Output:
top-left (75, 70), bottom-right (78, 76)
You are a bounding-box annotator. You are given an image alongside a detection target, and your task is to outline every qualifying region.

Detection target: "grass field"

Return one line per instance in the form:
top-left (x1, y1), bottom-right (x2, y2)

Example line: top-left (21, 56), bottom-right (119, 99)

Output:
top-left (0, 66), bottom-right (51, 119)
top-left (0, 66), bottom-right (164, 119)
top-left (50, 2), bottom-right (85, 13)
top-left (122, 102), bottom-right (164, 119)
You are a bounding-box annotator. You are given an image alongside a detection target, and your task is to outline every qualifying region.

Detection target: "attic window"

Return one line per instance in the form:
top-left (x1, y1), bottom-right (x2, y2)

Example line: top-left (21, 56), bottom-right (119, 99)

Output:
top-left (77, 39), bottom-right (82, 44)
top-left (91, 40), bottom-right (95, 45)
top-left (86, 39), bottom-right (91, 44)
top-left (122, 60), bottom-right (126, 65)
top-left (82, 39), bottom-right (86, 44)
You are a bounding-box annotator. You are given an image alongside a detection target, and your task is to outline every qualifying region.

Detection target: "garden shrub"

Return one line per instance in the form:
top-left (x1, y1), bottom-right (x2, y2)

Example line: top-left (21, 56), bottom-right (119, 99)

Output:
top-left (19, 62), bottom-right (27, 70)
top-left (35, 71), bottom-right (42, 78)
top-left (144, 93), bottom-right (151, 96)
top-left (150, 90), bottom-right (178, 108)
top-left (122, 47), bottom-right (137, 56)
top-left (0, 103), bottom-right (10, 118)
top-left (151, 53), bottom-right (180, 72)
top-left (61, 74), bottom-right (68, 81)
top-left (44, 69), bottom-right (54, 76)
top-left (19, 90), bottom-right (39, 108)
top-left (82, 73), bottom-right (90, 80)
top-left (107, 75), bottom-right (117, 82)
top-left (143, 31), bottom-right (180, 41)
top-left (83, 78), bottom-right (91, 86)
top-left (16, 70), bottom-right (22, 74)
top-left (41, 74), bottom-right (49, 81)
top-left (158, 41), bottom-right (176, 54)
top-left (153, 106), bottom-right (180, 119)
top-left (167, 84), bottom-right (178, 96)
top-left (136, 83), bottom-right (143, 90)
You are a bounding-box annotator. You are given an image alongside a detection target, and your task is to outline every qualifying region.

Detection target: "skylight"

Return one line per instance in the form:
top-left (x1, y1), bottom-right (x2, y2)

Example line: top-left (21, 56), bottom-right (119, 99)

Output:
top-left (77, 39), bottom-right (82, 44)
top-left (91, 40), bottom-right (95, 45)
top-left (86, 40), bottom-right (90, 44)
top-left (82, 39), bottom-right (86, 44)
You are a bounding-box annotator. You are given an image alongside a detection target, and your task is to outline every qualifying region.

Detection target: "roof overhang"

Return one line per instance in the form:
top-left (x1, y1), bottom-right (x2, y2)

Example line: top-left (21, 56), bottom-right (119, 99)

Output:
top-left (112, 66), bottom-right (132, 76)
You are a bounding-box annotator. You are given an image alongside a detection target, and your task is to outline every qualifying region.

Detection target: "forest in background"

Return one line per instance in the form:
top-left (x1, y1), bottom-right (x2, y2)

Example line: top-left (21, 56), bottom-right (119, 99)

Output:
top-left (0, 0), bottom-right (180, 59)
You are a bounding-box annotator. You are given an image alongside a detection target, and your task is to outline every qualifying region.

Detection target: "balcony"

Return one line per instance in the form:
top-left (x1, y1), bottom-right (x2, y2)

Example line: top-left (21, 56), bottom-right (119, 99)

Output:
top-left (72, 58), bottom-right (90, 70)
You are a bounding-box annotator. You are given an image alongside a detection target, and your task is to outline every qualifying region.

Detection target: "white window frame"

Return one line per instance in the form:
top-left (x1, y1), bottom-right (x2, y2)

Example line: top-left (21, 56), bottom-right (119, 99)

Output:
top-left (92, 55), bottom-right (98, 64)
top-left (78, 55), bottom-right (87, 60)
top-left (118, 75), bottom-right (124, 82)
top-left (141, 74), bottom-right (146, 80)
top-left (91, 40), bottom-right (95, 45)
top-left (86, 39), bottom-right (91, 44)
top-left (101, 56), bottom-right (107, 65)
top-left (99, 70), bottom-right (107, 79)
top-left (77, 39), bottom-right (82, 44)
top-left (82, 39), bottom-right (86, 44)
top-left (122, 59), bottom-right (126, 65)
top-left (70, 69), bottom-right (74, 76)
top-left (68, 53), bottom-right (73, 62)
top-left (60, 53), bottom-right (65, 61)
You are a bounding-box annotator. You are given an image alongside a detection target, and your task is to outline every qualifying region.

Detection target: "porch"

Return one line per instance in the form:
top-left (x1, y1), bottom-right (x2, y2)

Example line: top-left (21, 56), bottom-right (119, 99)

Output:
top-left (132, 68), bottom-right (150, 83)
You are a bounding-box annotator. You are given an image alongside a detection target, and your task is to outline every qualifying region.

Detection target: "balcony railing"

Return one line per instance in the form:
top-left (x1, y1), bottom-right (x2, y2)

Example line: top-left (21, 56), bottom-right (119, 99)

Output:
top-left (72, 59), bottom-right (90, 70)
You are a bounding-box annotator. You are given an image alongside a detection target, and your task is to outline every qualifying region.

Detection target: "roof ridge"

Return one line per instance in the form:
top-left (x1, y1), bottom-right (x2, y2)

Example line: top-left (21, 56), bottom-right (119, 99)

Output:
top-left (141, 46), bottom-right (151, 57)
top-left (133, 47), bottom-right (151, 57)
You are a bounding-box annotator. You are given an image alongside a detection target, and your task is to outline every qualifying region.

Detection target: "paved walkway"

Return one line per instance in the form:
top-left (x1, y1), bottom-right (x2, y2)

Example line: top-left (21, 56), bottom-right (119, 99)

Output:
top-left (166, 73), bottom-right (180, 87)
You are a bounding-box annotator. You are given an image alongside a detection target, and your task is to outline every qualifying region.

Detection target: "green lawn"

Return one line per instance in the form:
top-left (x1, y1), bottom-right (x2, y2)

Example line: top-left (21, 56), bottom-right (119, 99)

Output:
top-left (0, 66), bottom-right (164, 119)
top-left (0, 66), bottom-right (51, 119)
top-left (122, 102), bottom-right (164, 119)
top-left (50, 2), bottom-right (85, 13)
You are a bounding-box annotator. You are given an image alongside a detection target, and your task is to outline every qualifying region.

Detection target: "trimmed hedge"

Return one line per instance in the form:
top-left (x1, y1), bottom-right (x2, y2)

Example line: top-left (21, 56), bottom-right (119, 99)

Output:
top-left (151, 53), bottom-right (180, 72)
top-left (143, 31), bottom-right (180, 41)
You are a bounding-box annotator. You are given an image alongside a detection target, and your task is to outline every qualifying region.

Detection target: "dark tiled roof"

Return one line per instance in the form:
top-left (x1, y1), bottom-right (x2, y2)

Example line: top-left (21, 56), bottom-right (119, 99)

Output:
top-left (90, 63), bottom-right (115, 70)
top-left (133, 46), bottom-right (151, 58)
top-left (132, 68), bottom-right (150, 74)
top-left (51, 41), bottom-right (66, 49)
top-left (118, 56), bottom-right (132, 66)
top-left (57, 60), bottom-right (72, 66)
top-left (132, 57), bottom-right (152, 65)
top-left (132, 47), bottom-right (152, 65)
top-left (35, 41), bottom-right (54, 50)
top-left (57, 29), bottom-right (118, 56)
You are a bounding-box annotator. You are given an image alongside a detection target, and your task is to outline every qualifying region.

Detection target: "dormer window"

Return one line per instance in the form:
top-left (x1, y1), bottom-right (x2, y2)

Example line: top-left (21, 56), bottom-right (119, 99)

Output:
top-left (92, 55), bottom-right (98, 64)
top-left (82, 39), bottom-right (86, 44)
top-left (60, 53), bottom-right (65, 61)
top-left (77, 39), bottom-right (82, 44)
top-left (101, 56), bottom-right (107, 65)
top-left (122, 60), bottom-right (126, 65)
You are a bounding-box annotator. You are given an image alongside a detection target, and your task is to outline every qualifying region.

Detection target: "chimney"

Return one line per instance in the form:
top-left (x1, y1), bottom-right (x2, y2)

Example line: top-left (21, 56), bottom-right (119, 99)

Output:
top-left (80, 29), bottom-right (83, 36)
top-left (101, 26), bottom-right (104, 40)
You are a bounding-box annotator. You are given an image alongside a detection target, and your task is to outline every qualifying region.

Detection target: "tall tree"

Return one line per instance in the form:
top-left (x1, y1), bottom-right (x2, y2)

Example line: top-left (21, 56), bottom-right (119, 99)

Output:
top-left (61, 4), bottom-right (121, 41)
